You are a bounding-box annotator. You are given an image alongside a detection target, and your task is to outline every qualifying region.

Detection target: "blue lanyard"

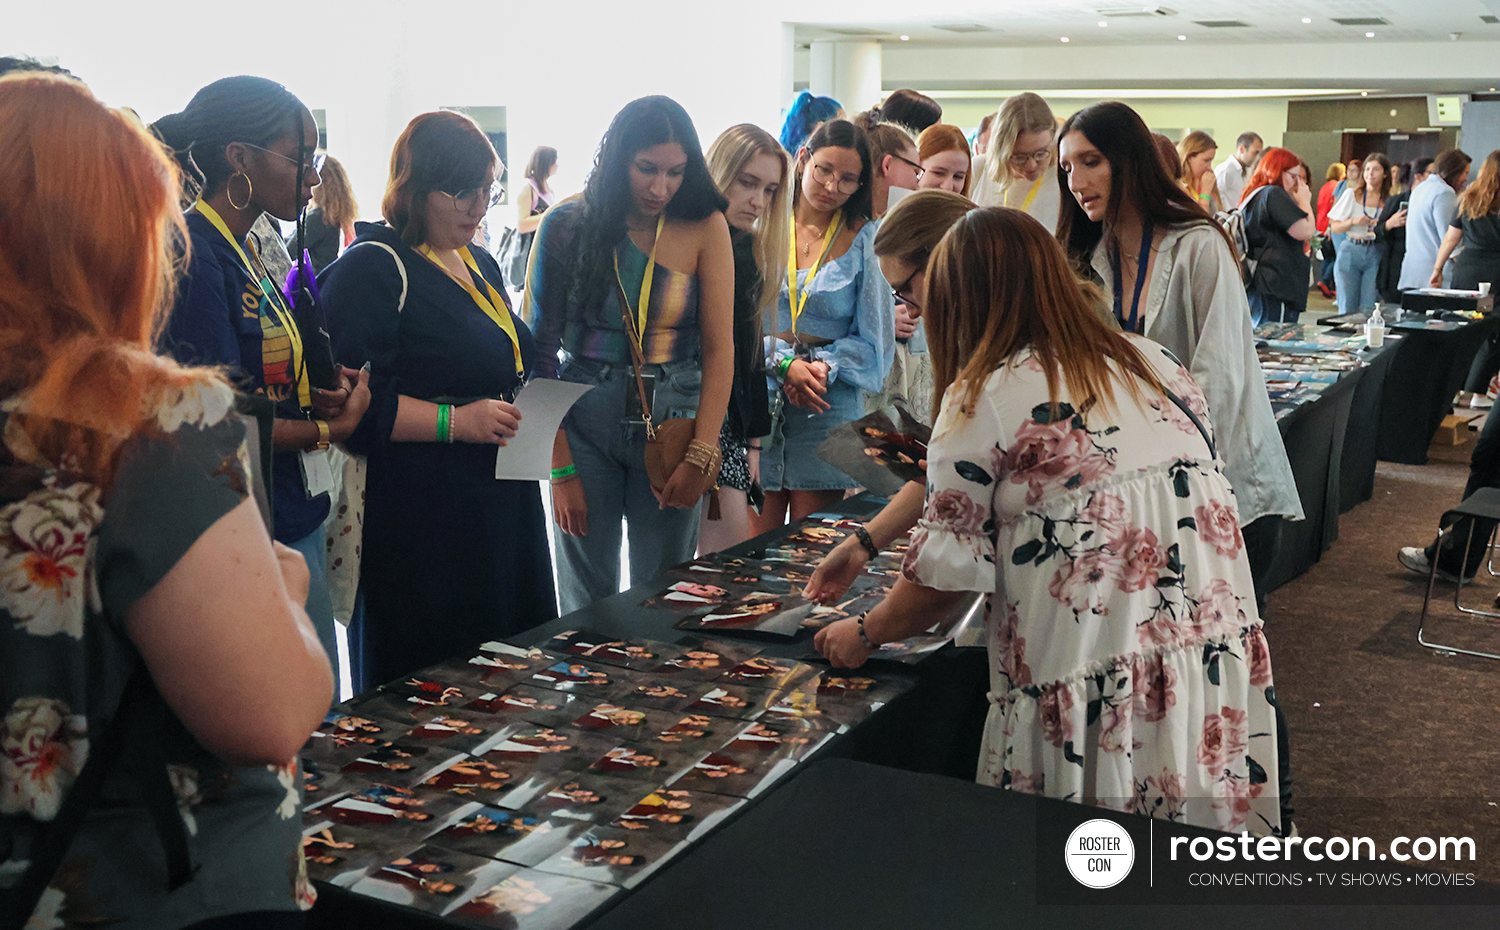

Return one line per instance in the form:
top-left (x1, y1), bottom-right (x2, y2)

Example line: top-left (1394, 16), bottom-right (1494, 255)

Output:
top-left (1112, 223), bottom-right (1153, 334)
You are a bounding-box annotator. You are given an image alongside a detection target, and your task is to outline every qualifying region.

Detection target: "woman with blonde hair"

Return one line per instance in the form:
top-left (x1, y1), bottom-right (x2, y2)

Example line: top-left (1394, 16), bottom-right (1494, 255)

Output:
top-left (916, 124), bottom-right (972, 196)
top-left (804, 189), bottom-right (973, 600)
top-left (971, 92), bottom-right (1061, 231)
top-left (1177, 130), bottom-right (1223, 215)
top-left (817, 206), bottom-right (1281, 836)
top-left (0, 72), bottom-right (334, 927)
top-left (701, 124), bottom-right (790, 551)
top-left (291, 151), bottom-right (358, 273)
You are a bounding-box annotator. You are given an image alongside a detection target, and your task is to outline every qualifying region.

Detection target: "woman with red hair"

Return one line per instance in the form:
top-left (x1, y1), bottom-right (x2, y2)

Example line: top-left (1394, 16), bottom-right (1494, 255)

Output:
top-left (1240, 147), bottom-right (1316, 324)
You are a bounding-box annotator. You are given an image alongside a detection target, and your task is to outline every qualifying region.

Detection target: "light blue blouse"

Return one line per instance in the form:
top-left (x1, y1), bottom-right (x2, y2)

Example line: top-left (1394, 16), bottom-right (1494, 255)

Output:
top-left (766, 220), bottom-right (895, 394)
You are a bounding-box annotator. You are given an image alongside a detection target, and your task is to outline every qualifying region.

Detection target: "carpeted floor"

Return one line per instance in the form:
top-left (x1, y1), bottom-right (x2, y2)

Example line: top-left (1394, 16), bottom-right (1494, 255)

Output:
top-left (1269, 402), bottom-right (1500, 880)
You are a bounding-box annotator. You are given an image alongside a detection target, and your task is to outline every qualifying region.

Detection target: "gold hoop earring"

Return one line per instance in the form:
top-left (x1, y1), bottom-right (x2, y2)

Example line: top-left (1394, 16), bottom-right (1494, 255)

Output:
top-left (227, 172), bottom-right (253, 210)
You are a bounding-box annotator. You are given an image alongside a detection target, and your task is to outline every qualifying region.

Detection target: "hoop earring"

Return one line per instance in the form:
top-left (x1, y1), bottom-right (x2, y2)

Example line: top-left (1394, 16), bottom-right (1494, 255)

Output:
top-left (227, 172), bottom-right (253, 211)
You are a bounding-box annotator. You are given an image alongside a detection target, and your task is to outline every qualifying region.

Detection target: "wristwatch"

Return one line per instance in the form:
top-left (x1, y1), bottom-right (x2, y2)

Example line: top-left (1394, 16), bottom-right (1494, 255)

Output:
top-left (312, 419), bottom-right (331, 452)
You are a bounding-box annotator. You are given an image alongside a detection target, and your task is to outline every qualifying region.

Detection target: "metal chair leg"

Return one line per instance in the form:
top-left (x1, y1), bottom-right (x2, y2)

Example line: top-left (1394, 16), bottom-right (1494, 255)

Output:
top-left (1419, 524), bottom-right (1500, 660)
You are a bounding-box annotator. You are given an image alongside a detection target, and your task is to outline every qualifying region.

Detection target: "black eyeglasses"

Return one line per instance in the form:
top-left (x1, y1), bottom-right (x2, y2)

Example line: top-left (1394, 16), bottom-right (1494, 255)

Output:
top-left (891, 264), bottom-right (922, 308)
top-left (890, 153), bottom-right (925, 180)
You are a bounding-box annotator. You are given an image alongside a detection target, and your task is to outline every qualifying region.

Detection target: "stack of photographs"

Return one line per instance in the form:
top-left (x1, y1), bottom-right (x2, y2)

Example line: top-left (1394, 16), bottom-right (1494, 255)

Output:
top-left (813, 405), bottom-right (931, 497)
top-left (301, 629), bottom-right (917, 925)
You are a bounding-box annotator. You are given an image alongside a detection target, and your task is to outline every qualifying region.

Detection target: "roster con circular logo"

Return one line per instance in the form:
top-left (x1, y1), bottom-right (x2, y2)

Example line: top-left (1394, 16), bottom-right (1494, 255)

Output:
top-left (1065, 819), bottom-right (1135, 889)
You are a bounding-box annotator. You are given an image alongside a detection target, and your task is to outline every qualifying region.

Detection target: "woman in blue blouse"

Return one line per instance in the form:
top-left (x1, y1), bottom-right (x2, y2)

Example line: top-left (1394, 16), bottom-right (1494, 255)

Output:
top-left (752, 119), bottom-right (895, 534)
top-left (156, 76), bottom-right (370, 698)
top-left (320, 111), bottom-right (555, 691)
top-left (525, 96), bottom-right (735, 614)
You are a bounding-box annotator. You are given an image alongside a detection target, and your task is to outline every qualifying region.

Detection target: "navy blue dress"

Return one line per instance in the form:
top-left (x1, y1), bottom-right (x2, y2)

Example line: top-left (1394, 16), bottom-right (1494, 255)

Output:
top-left (320, 221), bottom-right (556, 693)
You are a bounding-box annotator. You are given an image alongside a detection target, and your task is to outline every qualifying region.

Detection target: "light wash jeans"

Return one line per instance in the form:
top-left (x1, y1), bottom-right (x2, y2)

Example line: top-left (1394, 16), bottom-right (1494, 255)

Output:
top-left (1334, 239), bottom-right (1381, 314)
top-left (553, 355), bottom-right (703, 614)
top-left (288, 526), bottom-right (341, 701)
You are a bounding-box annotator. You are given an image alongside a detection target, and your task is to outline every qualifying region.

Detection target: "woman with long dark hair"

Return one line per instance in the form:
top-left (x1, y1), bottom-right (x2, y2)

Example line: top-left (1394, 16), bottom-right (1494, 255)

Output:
top-left (751, 119), bottom-right (895, 533)
top-left (1327, 153), bottom-right (1392, 314)
top-left (817, 207), bottom-right (1281, 835)
top-left (1055, 102), bottom-right (1301, 602)
top-left (155, 75), bottom-right (370, 698)
top-left (525, 96), bottom-right (734, 613)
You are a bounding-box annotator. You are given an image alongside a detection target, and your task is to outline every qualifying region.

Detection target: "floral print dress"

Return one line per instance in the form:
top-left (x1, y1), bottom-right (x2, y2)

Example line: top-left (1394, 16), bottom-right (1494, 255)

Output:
top-left (0, 377), bottom-right (314, 928)
top-left (904, 335), bottom-right (1281, 835)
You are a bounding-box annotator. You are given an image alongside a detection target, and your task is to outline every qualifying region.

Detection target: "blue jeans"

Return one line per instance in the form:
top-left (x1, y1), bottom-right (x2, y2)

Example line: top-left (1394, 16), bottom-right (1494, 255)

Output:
top-left (553, 355), bottom-right (704, 614)
top-left (1334, 239), bottom-right (1381, 314)
top-left (1248, 291), bottom-right (1302, 326)
top-left (287, 527), bottom-right (340, 700)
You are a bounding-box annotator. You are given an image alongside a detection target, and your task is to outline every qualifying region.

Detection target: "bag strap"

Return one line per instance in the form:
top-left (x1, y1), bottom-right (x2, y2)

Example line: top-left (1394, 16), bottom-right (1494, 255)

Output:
top-left (1163, 388), bottom-right (1216, 461)
top-left (356, 241), bottom-right (408, 312)
top-left (1, 664), bottom-right (195, 930)
top-left (616, 276), bottom-right (657, 439)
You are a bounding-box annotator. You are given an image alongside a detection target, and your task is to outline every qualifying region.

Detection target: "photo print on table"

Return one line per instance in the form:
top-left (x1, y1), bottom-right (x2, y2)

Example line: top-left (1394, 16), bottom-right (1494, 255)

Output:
top-left (399, 714), bottom-right (509, 755)
top-left (421, 641), bottom-right (563, 690)
top-left (519, 772), bottom-right (638, 824)
top-left (673, 591), bottom-right (814, 638)
top-left (337, 739), bottom-right (464, 789)
top-left (813, 406), bottom-right (930, 496)
top-left (584, 744), bottom-right (686, 783)
top-left (427, 805), bottom-right (579, 867)
top-left (544, 629), bottom-right (686, 671)
top-left (720, 657), bottom-right (823, 691)
top-left (476, 724), bottom-right (620, 776)
top-left (417, 755), bottom-right (526, 807)
top-left (350, 679), bottom-right (483, 725)
top-left (608, 786), bottom-right (742, 842)
top-left (640, 579), bottom-right (742, 614)
top-left (680, 682), bottom-right (771, 720)
top-left (567, 702), bottom-right (681, 743)
top-left (647, 637), bottom-right (764, 680)
top-left (665, 747), bottom-right (799, 800)
top-left (526, 658), bottom-right (624, 693)
top-left (299, 756), bottom-right (351, 804)
top-left (301, 821), bottom-right (417, 888)
top-left (643, 713), bottom-right (736, 754)
top-left (349, 844), bottom-right (516, 914)
top-left (532, 824), bottom-right (681, 890)
top-left (460, 683), bottom-right (579, 727)
top-left (723, 717), bottom-right (835, 760)
top-left (302, 711), bottom-right (408, 764)
top-left (446, 866), bottom-right (618, 930)
top-left (309, 781), bottom-right (467, 836)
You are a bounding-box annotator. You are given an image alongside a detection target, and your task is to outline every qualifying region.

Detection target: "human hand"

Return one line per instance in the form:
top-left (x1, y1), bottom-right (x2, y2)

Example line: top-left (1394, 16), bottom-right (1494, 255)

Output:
top-left (893, 300), bottom-right (918, 340)
top-left (1198, 171), bottom-right (1217, 197)
top-left (551, 475), bottom-right (588, 536)
top-left (311, 366), bottom-right (361, 420)
top-left (783, 359), bottom-right (831, 412)
top-left (327, 366), bottom-right (372, 444)
top-left (453, 399), bottom-right (522, 445)
top-left (656, 460), bottom-right (712, 509)
top-left (273, 541), bottom-right (310, 606)
top-left (814, 617), bottom-right (874, 669)
top-left (1386, 207), bottom-right (1408, 229)
top-left (1431, 267), bottom-right (1445, 288)
top-left (803, 537), bottom-right (870, 603)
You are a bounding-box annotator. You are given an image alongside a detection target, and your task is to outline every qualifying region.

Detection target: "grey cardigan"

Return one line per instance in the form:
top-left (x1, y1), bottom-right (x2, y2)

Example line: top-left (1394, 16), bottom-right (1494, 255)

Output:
top-left (1091, 222), bottom-right (1304, 526)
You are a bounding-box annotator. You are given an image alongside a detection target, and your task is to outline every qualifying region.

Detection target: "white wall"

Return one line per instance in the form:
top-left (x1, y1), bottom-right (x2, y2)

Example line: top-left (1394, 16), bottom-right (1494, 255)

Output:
top-left (8, 1), bottom-right (785, 222)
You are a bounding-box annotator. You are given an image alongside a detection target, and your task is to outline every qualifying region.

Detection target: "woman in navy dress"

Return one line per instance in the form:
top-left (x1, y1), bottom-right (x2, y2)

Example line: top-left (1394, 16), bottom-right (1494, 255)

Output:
top-left (321, 111), bottom-right (555, 692)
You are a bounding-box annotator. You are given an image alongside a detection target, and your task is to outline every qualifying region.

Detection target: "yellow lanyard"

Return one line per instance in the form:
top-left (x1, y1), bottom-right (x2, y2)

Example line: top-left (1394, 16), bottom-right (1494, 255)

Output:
top-left (193, 200), bottom-right (311, 408)
top-left (612, 215), bottom-right (664, 350)
top-left (1006, 173), bottom-right (1045, 212)
top-left (417, 245), bottom-right (525, 376)
top-left (787, 213), bottom-right (842, 336)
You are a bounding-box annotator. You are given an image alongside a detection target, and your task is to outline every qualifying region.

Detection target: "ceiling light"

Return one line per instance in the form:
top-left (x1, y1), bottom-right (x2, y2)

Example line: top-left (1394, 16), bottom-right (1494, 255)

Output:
top-left (1366, 31), bottom-right (1375, 37)
top-left (1301, 17), bottom-right (1311, 24)
top-left (1177, 34), bottom-right (1186, 40)
top-left (899, 35), bottom-right (909, 40)
top-left (1099, 21), bottom-right (1108, 27)
top-left (1361, 91), bottom-right (1368, 96)
top-left (1061, 36), bottom-right (1070, 42)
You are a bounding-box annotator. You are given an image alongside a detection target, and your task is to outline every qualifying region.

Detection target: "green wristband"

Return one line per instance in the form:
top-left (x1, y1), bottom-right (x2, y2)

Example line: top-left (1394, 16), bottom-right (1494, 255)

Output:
top-left (776, 356), bottom-right (794, 378)
top-left (551, 464), bottom-right (578, 481)
top-left (437, 404), bottom-right (452, 443)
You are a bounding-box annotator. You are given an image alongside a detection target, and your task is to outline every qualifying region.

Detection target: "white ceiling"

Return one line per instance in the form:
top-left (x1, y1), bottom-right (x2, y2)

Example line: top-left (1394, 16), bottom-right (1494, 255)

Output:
top-left (793, 0), bottom-right (1500, 47)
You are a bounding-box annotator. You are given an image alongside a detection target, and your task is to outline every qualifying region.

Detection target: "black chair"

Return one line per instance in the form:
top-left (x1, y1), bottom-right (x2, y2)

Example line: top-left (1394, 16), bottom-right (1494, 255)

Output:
top-left (1417, 486), bottom-right (1500, 660)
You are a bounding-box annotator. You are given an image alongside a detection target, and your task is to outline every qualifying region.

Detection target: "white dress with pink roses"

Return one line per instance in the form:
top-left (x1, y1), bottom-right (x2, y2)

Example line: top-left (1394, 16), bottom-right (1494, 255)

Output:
top-left (903, 335), bottom-right (1280, 835)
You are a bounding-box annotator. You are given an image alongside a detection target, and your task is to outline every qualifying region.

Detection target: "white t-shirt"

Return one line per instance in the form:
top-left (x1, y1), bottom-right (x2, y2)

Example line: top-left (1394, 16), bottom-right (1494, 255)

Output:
top-left (972, 170), bottom-right (1061, 233)
top-left (1214, 157), bottom-right (1251, 211)
top-left (1327, 188), bottom-right (1381, 242)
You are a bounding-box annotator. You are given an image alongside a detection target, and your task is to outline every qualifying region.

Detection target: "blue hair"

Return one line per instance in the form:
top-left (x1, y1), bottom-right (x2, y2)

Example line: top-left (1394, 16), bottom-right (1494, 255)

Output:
top-left (778, 91), bottom-right (843, 154)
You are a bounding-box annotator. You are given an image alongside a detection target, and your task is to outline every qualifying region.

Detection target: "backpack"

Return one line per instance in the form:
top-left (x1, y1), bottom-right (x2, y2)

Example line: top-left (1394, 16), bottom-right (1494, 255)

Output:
top-left (1213, 185), bottom-right (1271, 285)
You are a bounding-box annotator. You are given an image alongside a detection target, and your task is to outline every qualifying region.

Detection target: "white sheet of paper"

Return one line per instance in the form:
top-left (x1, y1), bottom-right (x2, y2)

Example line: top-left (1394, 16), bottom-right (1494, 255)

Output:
top-left (494, 379), bottom-right (594, 481)
top-left (885, 185), bottom-right (915, 211)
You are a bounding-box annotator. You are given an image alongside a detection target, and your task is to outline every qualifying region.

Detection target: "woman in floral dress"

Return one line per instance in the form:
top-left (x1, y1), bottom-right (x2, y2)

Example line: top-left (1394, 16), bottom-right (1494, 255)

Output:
top-left (817, 207), bottom-right (1280, 835)
top-left (0, 73), bottom-right (333, 927)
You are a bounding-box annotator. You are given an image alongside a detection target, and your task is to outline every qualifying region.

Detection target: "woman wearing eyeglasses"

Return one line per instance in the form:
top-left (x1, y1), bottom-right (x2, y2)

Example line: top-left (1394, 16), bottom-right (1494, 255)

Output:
top-left (972, 92), bottom-right (1061, 232)
top-left (853, 114), bottom-right (920, 219)
top-left (751, 119), bottom-right (895, 534)
top-left (319, 110), bottom-right (554, 691)
top-left (157, 76), bottom-right (370, 699)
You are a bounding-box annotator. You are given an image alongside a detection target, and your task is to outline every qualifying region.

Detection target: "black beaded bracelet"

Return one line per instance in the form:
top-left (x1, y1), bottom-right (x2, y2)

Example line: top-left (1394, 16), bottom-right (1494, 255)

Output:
top-left (856, 612), bottom-right (876, 650)
top-left (852, 525), bottom-right (880, 560)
